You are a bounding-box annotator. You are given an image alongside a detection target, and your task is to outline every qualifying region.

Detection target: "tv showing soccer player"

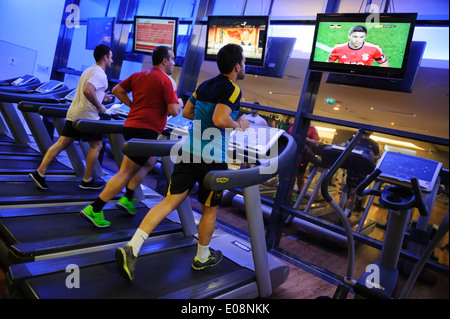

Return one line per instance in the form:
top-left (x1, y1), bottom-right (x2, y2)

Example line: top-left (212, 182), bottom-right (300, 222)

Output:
top-left (309, 13), bottom-right (417, 79)
top-left (205, 16), bottom-right (269, 66)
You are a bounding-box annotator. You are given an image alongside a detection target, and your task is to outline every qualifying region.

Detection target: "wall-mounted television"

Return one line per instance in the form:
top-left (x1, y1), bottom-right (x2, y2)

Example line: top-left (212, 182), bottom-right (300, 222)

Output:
top-left (86, 17), bottom-right (115, 50)
top-left (205, 15), bottom-right (269, 67)
top-left (133, 16), bottom-right (178, 55)
top-left (309, 13), bottom-right (417, 79)
top-left (245, 37), bottom-right (296, 78)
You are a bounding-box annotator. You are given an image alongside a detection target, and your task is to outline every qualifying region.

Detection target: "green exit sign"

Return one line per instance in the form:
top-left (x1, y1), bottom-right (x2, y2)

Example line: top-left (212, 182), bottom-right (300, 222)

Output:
top-left (325, 98), bottom-right (335, 105)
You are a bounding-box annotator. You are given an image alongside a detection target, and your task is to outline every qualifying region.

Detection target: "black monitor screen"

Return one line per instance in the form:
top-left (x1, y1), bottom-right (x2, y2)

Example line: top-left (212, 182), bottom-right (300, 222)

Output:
top-left (246, 37), bottom-right (296, 78)
top-left (86, 17), bottom-right (115, 50)
top-left (205, 15), bottom-right (269, 66)
top-left (133, 16), bottom-right (178, 55)
top-left (309, 13), bottom-right (417, 79)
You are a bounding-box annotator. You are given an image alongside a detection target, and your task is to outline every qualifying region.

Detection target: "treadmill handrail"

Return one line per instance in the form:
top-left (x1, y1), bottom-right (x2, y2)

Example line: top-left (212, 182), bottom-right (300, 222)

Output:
top-left (122, 134), bottom-right (297, 191)
top-left (18, 101), bottom-right (70, 113)
top-left (74, 118), bottom-right (125, 134)
top-left (38, 106), bottom-right (69, 118)
top-left (122, 138), bottom-right (181, 157)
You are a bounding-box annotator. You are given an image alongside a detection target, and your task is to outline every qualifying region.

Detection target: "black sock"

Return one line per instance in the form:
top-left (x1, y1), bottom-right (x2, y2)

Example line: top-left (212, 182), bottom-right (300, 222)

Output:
top-left (92, 197), bottom-right (106, 213)
top-left (125, 187), bottom-right (135, 201)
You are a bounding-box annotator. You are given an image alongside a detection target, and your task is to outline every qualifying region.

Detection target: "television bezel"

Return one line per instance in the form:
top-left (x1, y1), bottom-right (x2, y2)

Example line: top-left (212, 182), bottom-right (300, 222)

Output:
top-left (132, 15), bottom-right (179, 55)
top-left (309, 13), bottom-right (417, 79)
top-left (205, 15), bottom-right (270, 67)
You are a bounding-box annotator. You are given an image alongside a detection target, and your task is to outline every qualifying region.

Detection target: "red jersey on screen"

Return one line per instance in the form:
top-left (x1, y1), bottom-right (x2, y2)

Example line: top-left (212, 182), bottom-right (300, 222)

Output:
top-left (120, 68), bottom-right (179, 133)
top-left (328, 42), bottom-right (387, 66)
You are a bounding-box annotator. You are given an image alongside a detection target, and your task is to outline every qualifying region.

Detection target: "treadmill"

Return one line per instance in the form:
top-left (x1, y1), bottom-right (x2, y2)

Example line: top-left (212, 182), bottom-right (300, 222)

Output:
top-left (0, 79), bottom-right (69, 147)
top-left (6, 128), bottom-right (296, 299)
top-left (0, 115), bottom-right (182, 266)
top-left (0, 89), bottom-right (80, 175)
top-left (0, 75), bottom-right (42, 154)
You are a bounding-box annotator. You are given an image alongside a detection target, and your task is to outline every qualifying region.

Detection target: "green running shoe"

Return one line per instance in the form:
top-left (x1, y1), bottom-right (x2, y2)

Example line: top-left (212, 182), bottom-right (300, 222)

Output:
top-left (115, 196), bottom-right (137, 215)
top-left (116, 243), bottom-right (137, 281)
top-left (80, 205), bottom-right (111, 228)
top-left (191, 249), bottom-right (223, 270)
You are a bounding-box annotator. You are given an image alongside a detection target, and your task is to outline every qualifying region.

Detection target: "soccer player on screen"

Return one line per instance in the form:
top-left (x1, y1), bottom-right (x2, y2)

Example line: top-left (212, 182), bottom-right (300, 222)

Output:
top-left (327, 25), bottom-right (390, 67)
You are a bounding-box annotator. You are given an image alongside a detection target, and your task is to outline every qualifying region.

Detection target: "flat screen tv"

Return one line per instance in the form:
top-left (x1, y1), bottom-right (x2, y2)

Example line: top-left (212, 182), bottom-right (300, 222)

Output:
top-left (309, 13), bottom-right (417, 79)
top-left (205, 15), bottom-right (269, 66)
top-left (86, 17), bottom-right (115, 50)
top-left (133, 16), bottom-right (178, 55)
top-left (245, 37), bottom-right (296, 78)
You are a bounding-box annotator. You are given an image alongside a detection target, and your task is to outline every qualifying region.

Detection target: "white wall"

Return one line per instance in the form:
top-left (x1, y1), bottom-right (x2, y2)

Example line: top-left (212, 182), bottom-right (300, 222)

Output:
top-left (0, 0), bottom-right (64, 82)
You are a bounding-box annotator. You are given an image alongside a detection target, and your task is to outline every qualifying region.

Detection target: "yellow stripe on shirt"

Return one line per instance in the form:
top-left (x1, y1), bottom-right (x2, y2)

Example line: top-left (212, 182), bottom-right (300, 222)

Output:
top-left (228, 80), bottom-right (240, 104)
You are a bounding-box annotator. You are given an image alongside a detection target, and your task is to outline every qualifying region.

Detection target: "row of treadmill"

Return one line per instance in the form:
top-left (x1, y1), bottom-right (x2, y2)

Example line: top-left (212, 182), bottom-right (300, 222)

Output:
top-left (0, 74), bottom-right (296, 299)
top-left (1, 74), bottom-right (448, 299)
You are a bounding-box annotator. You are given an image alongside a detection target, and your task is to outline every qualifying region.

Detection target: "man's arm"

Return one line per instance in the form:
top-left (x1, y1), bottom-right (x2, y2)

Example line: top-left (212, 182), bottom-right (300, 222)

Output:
top-left (167, 98), bottom-right (183, 117)
top-left (213, 103), bottom-right (249, 130)
top-left (83, 82), bottom-right (106, 114)
top-left (182, 99), bottom-right (196, 120)
top-left (111, 84), bottom-right (132, 107)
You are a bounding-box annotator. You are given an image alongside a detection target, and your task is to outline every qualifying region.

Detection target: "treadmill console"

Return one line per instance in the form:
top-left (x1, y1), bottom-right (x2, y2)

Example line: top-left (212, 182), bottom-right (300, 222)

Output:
top-left (229, 124), bottom-right (285, 156)
top-left (376, 151), bottom-right (442, 193)
top-left (11, 75), bottom-right (36, 86)
top-left (35, 80), bottom-right (64, 93)
top-left (63, 89), bottom-right (77, 101)
top-left (114, 103), bottom-right (130, 117)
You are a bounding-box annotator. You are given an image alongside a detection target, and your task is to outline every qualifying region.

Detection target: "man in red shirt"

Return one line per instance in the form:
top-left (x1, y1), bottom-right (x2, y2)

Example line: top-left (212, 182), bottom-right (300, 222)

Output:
top-left (80, 46), bottom-right (183, 227)
top-left (327, 25), bottom-right (390, 67)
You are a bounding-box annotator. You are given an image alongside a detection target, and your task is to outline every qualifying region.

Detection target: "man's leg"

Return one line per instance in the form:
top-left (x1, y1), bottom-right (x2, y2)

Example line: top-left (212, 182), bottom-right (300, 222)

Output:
top-left (83, 139), bottom-right (103, 181)
top-left (37, 136), bottom-right (74, 175)
top-left (115, 191), bottom-right (189, 281)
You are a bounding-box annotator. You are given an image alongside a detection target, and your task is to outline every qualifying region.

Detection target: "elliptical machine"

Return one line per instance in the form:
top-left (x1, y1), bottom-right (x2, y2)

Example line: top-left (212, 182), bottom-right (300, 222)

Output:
top-left (320, 129), bottom-right (448, 299)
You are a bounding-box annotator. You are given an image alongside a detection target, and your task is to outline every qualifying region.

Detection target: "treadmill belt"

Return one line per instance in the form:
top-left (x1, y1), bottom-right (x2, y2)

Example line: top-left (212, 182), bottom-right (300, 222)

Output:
top-left (0, 135), bottom-right (14, 143)
top-left (0, 157), bottom-right (73, 174)
top-left (2, 206), bottom-right (180, 252)
top-left (22, 245), bottom-right (255, 299)
top-left (0, 143), bottom-right (41, 156)
top-left (0, 180), bottom-right (112, 205)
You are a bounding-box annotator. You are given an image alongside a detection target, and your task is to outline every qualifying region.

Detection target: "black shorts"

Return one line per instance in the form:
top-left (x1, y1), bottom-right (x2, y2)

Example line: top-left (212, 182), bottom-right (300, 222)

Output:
top-left (123, 127), bottom-right (159, 166)
top-left (61, 120), bottom-right (103, 142)
top-left (169, 160), bottom-right (228, 207)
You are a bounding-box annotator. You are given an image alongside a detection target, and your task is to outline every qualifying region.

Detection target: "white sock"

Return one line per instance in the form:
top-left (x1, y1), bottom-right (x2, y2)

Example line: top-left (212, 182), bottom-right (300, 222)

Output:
top-left (37, 171), bottom-right (45, 177)
top-left (128, 228), bottom-right (148, 257)
top-left (195, 243), bottom-right (210, 262)
top-left (83, 177), bottom-right (92, 183)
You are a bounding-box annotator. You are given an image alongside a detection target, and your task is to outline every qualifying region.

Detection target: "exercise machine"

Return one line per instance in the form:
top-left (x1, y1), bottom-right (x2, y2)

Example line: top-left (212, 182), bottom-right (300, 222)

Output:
top-left (321, 129), bottom-right (445, 299)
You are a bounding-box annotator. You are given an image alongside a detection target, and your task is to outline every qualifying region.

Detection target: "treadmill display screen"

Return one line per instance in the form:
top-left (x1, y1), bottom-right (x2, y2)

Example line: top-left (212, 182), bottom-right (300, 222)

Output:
top-left (376, 151), bottom-right (442, 193)
top-left (35, 80), bottom-right (64, 93)
top-left (64, 89), bottom-right (77, 101)
top-left (11, 75), bottom-right (36, 86)
top-left (229, 123), bottom-right (284, 155)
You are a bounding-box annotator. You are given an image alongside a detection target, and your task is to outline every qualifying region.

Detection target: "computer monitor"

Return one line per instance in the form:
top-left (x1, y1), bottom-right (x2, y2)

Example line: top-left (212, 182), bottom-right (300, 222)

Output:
top-left (375, 151), bottom-right (442, 193)
top-left (205, 15), bottom-right (269, 66)
top-left (133, 16), bottom-right (178, 55)
top-left (309, 13), bottom-right (417, 79)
